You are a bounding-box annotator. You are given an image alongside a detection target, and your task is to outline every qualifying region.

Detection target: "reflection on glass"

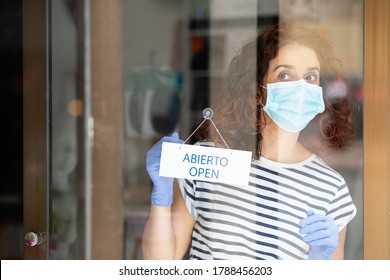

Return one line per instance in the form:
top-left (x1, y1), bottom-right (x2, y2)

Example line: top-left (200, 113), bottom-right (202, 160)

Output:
top-left (50, 192), bottom-right (77, 259)
top-left (276, 0), bottom-right (364, 260)
top-left (134, 0), bottom-right (363, 260)
top-left (48, 0), bottom-right (363, 260)
top-left (50, 0), bottom-right (79, 259)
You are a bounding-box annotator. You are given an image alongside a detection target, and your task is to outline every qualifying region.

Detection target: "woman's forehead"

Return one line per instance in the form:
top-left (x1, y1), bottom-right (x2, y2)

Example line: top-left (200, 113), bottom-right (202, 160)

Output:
top-left (270, 43), bottom-right (321, 71)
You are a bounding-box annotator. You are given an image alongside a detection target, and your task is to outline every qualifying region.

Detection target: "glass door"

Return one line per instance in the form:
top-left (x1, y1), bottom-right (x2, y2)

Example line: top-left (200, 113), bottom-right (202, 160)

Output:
top-left (22, 0), bottom-right (90, 259)
top-left (122, 0), bottom-right (364, 259)
top-left (20, 0), bottom-right (390, 260)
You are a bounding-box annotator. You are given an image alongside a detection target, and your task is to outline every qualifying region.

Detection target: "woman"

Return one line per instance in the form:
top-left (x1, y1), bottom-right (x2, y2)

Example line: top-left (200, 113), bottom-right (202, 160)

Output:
top-left (143, 23), bottom-right (357, 260)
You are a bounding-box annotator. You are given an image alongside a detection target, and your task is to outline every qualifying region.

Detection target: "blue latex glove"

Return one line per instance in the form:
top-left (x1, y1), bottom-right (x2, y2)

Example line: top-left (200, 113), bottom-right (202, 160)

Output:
top-left (146, 132), bottom-right (184, 207)
top-left (299, 210), bottom-right (338, 260)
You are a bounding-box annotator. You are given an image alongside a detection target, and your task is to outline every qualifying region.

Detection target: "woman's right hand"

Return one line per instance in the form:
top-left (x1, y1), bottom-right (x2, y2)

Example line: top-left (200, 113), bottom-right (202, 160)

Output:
top-left (146, 132), bottom-right (184, 207)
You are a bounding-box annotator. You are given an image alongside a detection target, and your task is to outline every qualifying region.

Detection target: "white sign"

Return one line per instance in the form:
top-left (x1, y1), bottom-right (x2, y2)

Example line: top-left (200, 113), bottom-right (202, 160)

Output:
top-left (159, 142), bottom-right (252, 185)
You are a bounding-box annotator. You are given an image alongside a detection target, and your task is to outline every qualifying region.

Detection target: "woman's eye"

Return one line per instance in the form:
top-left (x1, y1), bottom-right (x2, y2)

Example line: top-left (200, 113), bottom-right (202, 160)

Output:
top-left (305, 73), bottom-right (318, 83)
top-left (278, 72), bottom-right (291, 81)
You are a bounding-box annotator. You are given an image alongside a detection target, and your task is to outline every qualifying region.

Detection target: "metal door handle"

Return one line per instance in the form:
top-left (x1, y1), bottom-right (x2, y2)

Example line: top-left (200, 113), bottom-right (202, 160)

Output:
top-left (24, 231), bottom-right (43, 247)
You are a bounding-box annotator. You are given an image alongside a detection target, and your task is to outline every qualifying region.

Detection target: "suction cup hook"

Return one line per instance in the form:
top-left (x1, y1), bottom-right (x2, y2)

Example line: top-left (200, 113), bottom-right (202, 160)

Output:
top-left (181, 107), bottom-right (230, 153)
top-left (202, 108), bottom-right (214, 119)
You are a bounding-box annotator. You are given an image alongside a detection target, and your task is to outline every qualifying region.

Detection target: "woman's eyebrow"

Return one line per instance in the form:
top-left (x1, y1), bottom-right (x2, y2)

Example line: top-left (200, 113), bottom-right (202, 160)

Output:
top-left (273, 64), bottom-right (294, 71)
top-left (273, 65), bottom-right (320, 73)
top-left (307, 66), bottom-right (320, 72)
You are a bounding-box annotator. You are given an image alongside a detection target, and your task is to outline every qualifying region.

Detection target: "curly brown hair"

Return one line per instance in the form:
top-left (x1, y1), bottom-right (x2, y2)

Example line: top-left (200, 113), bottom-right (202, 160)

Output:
top-left (203, 22), bottom-right (355, 158)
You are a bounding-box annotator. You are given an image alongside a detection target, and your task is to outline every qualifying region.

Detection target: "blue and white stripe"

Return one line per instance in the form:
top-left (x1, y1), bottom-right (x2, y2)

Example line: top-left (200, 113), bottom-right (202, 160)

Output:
top-left (178, 148), bottom-right (357, 260)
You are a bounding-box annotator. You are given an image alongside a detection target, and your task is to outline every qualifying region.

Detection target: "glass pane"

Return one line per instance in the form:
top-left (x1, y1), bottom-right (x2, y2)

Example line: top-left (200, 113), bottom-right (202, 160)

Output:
top-left (135, 0), bottom-right (363, 260)
top-left (50, 0), bottom-right (81, 259)
top-left (122, 0), bottom-right (186, 260)
top-left (48, 0), bottom-right (363, 260)
top-left (277, 0), bottom-right (364, 260)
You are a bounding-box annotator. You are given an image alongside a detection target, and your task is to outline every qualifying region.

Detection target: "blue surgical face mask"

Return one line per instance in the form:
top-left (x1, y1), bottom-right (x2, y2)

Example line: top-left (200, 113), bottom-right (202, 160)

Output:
top-left (262, 79), bottom-right (325, 133)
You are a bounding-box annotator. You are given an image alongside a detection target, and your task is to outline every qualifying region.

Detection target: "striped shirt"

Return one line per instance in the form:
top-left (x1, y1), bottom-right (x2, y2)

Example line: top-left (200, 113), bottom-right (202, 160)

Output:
top-left (178, 145), bottom-right (357, 260)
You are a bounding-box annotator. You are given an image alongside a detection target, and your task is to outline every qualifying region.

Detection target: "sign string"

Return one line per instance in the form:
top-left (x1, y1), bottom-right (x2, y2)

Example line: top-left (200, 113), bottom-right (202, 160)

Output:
top-left (180, 108), bottom-right (232, 154)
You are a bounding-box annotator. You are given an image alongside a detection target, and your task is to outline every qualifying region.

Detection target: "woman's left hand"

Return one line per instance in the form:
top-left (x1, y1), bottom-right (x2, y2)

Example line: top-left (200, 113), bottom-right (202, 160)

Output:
top-left (299, 210), bottom-right (338, 260)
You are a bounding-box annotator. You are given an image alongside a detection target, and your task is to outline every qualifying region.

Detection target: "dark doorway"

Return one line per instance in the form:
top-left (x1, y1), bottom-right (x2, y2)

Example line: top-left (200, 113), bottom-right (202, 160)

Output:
top-left (0, 0), bottom-right (23, 259)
